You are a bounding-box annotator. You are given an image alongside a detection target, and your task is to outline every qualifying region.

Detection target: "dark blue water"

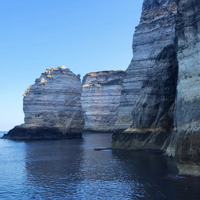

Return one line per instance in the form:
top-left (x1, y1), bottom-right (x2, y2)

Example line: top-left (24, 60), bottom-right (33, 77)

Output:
top-left (0, 132), bottom-right (200, 200)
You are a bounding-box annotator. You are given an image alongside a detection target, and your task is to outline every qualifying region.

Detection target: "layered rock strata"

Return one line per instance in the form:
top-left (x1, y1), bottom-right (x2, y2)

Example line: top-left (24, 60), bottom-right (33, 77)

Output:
top-left (112, 0), bottom-right (178, 152)
top-left (3, 66), bottom-right (84, 139)
top-left (81, 71), bottom-right (125, 132)
top-left (175, 0), bottom-right (200, 176)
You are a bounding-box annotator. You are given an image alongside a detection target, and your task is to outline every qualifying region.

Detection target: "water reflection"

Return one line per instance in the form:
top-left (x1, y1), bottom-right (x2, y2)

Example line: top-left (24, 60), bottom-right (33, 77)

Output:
top-left (75, 133), bottom-right (129, 199)
top-left (0, 138), bottom-right (26, 199)
top-left (112, 150), bottom-right (200, 200)
top-left (1, 133), bottom-right (200, 199)
top-left (23, 139), bottom-right (84, 199)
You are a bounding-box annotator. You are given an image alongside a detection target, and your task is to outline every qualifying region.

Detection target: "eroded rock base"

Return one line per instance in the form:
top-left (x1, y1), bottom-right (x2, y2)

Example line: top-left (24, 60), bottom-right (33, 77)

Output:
top-left (2, 126), bottom-right (82, 140)
top-left (112, 129), bottom-right (171, 150)
top-left (178, 164), bottom-right (200, 176)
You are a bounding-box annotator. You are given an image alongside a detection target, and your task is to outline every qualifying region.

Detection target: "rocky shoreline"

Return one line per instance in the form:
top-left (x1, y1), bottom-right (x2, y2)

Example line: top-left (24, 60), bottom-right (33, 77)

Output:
top-left (3, 0), bottom-right (200, 176)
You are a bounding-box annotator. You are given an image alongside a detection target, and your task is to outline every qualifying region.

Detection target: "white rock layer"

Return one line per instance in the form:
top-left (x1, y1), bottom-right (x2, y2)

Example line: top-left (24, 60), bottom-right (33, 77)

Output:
top-left (4, 66), bottom-right (84, 139)
top-left (81, 71), bottom-right (125, 132)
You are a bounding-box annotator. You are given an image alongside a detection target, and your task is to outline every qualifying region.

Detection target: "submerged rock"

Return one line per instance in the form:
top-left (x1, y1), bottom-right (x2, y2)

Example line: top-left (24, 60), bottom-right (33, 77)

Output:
top-left (112, 0), bottom-right (178, 151)
top-left (3, 66), bottom-right (84, 139)
top-left (81, 71), bottom-right (125, 132)
top-left (175, 0), bottom-right (200, 176)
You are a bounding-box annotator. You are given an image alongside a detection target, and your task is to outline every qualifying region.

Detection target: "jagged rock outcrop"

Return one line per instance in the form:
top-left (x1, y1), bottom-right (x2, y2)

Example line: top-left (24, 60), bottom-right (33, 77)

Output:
top-left (3, 66), bottom-right (84, 139)
top-left (175, 0), bottom-right (200, 176)
top-left (112, 0), bottom-right (178, 152)
top-left (81, 71), bottom-right (125, 132)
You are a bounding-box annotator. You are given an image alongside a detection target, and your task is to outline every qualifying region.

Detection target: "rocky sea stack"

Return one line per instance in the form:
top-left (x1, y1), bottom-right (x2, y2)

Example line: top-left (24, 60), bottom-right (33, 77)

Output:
top-left (3, 66), bottom-right (84, 139)
top-left (81, 71), bottom-right (125, 133)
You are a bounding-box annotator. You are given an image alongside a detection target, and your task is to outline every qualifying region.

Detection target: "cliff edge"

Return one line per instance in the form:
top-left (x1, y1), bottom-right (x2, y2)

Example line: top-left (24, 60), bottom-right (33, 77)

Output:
top-left (112, 0), bottom-right (178, 153)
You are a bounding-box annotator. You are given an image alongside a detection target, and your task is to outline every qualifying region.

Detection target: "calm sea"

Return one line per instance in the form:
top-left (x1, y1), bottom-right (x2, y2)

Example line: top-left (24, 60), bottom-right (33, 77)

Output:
top-left (0, 132), bottom-right (200, 200)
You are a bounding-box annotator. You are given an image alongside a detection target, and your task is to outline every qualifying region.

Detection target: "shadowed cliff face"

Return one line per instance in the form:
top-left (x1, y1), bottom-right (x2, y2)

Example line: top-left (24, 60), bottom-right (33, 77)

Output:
top-left (112, 0), bottom-right (178, 151)
top-left (131, 44), bottom-right (178, 130)
top-left (175, 0), bottom-right (200, 176)
top-left (3, 66), bottom-right (84, 139)
top-left (81, 71), bottom-right (125, 133)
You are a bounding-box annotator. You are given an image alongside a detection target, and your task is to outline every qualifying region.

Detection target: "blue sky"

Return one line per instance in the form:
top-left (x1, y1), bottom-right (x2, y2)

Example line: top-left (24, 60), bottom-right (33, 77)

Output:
top-left (0, 0), bottom-right (143, 131)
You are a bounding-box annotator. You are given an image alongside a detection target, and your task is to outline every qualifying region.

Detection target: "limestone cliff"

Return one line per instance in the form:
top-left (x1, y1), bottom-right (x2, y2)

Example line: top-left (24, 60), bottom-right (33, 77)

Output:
top-left (3, 66), bottom-right (84, 139)
top-left (112, 0), bottom-right (178, 151)
top-left (81, 71), bottom-right (125, 132)
top-left (175, 0), bottom-right (200, 176)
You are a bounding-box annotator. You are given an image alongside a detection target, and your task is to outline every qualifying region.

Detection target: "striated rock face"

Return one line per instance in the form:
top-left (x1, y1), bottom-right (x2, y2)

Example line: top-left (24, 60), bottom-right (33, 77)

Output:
top-left (81, 71), bottom-right (125, 133)
top-left (112, 0), bottom-right (178, 151)
top-left (3, 66), bottom-right (84, 139)
top-left (175, 0), bottom-right (200, 176)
